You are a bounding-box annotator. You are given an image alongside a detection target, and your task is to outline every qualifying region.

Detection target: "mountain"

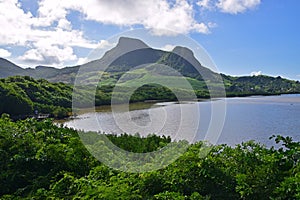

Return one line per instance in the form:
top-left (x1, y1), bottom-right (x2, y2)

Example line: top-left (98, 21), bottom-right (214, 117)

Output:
top-left (0, 37), bottom-right (299, 97)
top-left (0, 58), bottom-right (79, 83)
top-left (78, 37), bottom-right (221, 82)
top-left (0, 37), bottom-right (226, 83)
top-left (78, 37), bottom-right (161, 74)
top-left (0, 58), bottom-right (25, 78)
top-left (28, 66), bottom-right (79, 83)
top-left (105, 37), bottom-right (150, 59)
top-left (158, 46), bottom-right (220, 81)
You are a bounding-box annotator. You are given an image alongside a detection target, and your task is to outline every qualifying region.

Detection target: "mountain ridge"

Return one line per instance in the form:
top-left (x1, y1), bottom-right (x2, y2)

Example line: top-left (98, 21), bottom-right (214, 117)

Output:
top-left (0, 37), bottom-right (218, 82)
top-left (0, 37), bottom-right (300, 97)
top-left (0, 57), bottom-right (26, 78)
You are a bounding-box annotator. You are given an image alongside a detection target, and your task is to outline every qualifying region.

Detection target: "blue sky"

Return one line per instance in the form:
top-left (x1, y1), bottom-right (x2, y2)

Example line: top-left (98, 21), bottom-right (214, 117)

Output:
top-left (0, 0), bottom-right (299, 80)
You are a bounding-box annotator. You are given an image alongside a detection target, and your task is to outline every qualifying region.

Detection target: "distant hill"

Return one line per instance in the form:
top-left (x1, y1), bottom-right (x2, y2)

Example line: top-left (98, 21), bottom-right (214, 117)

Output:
top-left (222, 74), bottom-right (300, 96)
top-left (0, 37), bottom-right (300, 96)
top-left (0, 59), bottom-right (78, 83)
top-left (28, 66), bottom-right (79, 83)
top-left (0, 58), bottom-right (25, 78)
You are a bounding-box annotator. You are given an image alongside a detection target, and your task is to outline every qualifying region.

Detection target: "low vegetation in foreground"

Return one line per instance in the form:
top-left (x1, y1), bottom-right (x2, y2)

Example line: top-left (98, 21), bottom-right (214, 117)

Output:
top-left (0, 115), bottom-right (299, 199)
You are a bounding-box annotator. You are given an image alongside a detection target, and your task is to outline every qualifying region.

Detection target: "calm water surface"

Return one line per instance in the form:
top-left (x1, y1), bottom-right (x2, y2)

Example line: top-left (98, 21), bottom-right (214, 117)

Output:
top-left (62, 94), bottom-right (300, 146)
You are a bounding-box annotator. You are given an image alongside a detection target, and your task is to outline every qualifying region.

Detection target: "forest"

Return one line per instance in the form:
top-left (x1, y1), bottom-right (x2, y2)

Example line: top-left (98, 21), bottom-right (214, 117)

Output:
top-left (0, 115), bottom-right (299, 199)
top-left (0, 76), bottom-right (73, 118)
top-left (1, 75), bottom-right (300, 119)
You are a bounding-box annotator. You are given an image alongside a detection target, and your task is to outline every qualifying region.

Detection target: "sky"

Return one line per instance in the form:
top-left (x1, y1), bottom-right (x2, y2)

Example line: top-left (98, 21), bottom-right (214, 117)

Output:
top-left (0, 0), bottom-right (299, 80)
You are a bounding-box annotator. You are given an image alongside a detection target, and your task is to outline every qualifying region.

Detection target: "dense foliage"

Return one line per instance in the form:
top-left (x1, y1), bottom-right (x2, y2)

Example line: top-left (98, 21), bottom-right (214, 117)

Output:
top-left (223, 74), bottom-right (300, 96)
top-left (0, 76), bottom-right (72, 118)
top-left (0, 115), bottom-right (299, 199)
top-left (0, 76), bottom-right (182, 118)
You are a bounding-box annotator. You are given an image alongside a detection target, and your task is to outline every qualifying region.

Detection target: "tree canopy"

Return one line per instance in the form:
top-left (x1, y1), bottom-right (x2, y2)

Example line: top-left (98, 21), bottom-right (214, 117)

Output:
top-left (0, 115), bottom-right (299, 199)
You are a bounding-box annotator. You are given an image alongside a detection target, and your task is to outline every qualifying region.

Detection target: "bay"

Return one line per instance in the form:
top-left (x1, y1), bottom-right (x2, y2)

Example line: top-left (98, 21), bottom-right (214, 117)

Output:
top-left (61, 94), bottom-right (300, 146)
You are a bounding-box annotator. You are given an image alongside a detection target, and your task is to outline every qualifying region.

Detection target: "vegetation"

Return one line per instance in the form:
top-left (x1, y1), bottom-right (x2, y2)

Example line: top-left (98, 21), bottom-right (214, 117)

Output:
top-left (1, 37), bottom-right (300, 99)
top-left (0, 115), bottom-right (299, 199)
top-left (223, 74), bottom-right (300, 96)
top-left (94, 72), bottom-right (300, 103)
top-left (0, 76), bottom-right (72, 118)
top-left (1, 37), bottom-right (300, 199)
top-left (0, 76), bottom-right (183, 118)
top-left (1, 75), bottom-right (300, 119)
top-left (1, 37), bottom-right (300, 115)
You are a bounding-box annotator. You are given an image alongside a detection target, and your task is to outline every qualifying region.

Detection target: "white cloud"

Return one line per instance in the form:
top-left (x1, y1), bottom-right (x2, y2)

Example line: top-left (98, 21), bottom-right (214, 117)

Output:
top-left (0, 48), bottom-right (11, 58)
top-left (250, 71), bottom-right (262, 76)
top-left (197, 0), bottom-right (213, 10)
top-left (36, 0), bottom-right (211, 35)
top-left (0, 0), bottom-right (98, 66)
top-left (196, 0), bottom-right (261, 14)
top-left (57, 19), bottom-right (72, 31)
top-left (160, 44), bottom-right (176, 51)
top-left (208, 22), bottom-right (218, 28)
top-left (217, 0), bottom-right (261, 14)
top-left (76, 57), bottom-right (88, 65)
top-left (192, 23), bottom-right (210, 34)
top-left (19, 45), bottom-right (77, 66)
top-left (0, 0), bottom-right (215, 66)
top-left (97, 40), bottom-right (115, 50)
top-left (0, 0), bottom-right (261, 66)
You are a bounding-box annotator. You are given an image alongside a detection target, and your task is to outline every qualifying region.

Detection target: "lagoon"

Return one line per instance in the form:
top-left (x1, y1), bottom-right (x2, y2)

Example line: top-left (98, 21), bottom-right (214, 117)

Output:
top-left (62, 94), bottom-right (300, 147)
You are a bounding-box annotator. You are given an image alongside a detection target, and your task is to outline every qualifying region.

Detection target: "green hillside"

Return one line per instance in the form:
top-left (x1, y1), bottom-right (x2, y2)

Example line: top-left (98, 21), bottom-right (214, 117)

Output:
top-left (223, 74), bottom-right (300, 96)
top-left (0, 76), bottom-right (73, 118)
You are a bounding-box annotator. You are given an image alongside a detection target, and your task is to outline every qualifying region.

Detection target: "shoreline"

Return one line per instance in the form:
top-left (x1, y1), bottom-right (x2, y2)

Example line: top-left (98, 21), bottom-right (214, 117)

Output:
top-left (56, 93), bottom-right (300, 123)
top-left (8, 92), bottom-right (300, 121)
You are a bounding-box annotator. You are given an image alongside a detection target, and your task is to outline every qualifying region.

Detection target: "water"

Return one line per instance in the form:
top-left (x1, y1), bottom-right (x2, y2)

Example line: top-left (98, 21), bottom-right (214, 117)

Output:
top-left (62, 94), bottom-right (300, 146)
